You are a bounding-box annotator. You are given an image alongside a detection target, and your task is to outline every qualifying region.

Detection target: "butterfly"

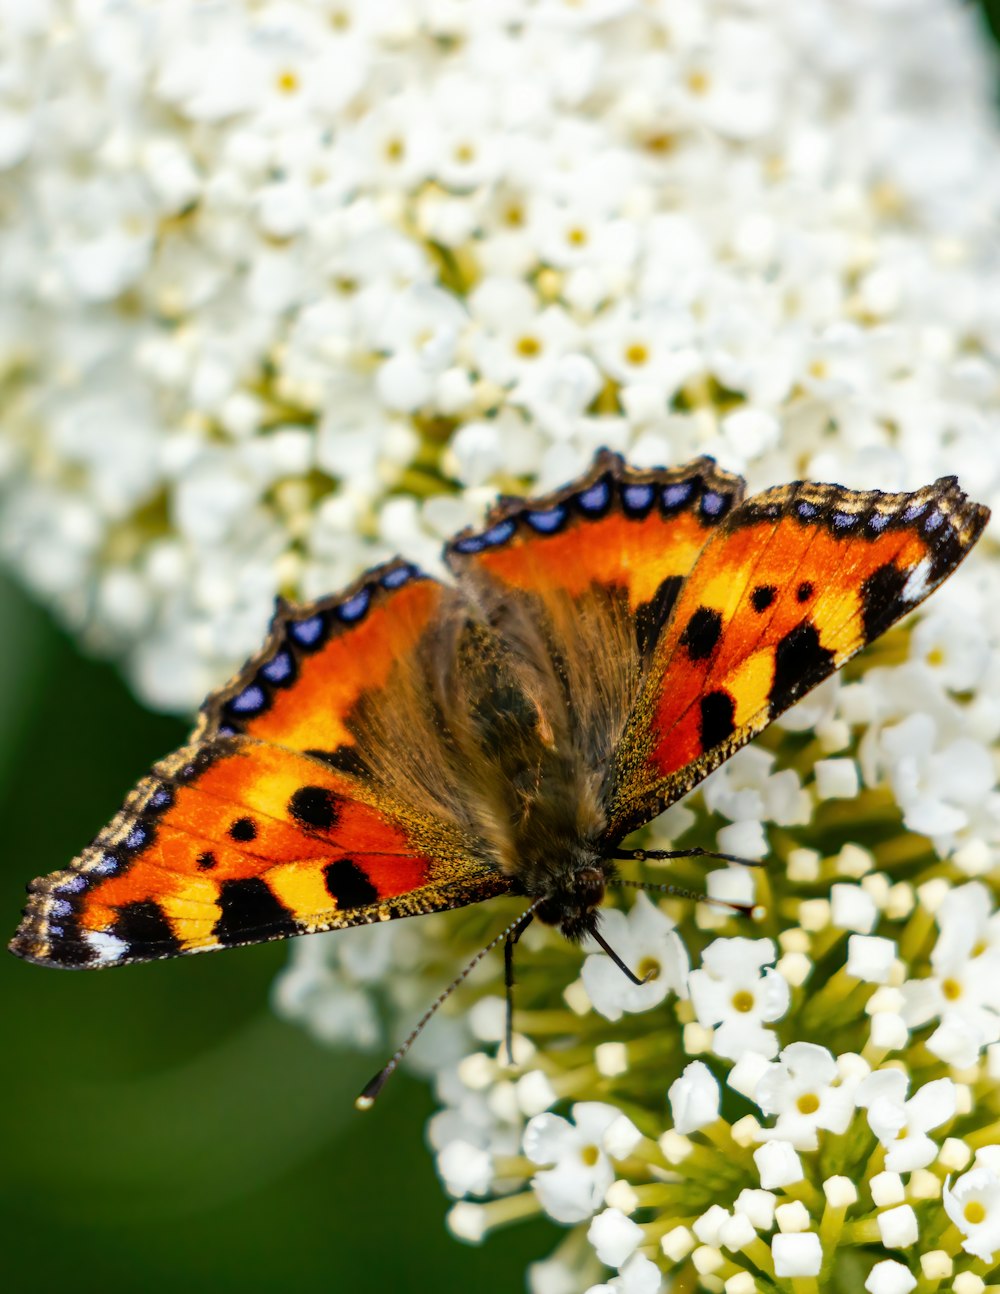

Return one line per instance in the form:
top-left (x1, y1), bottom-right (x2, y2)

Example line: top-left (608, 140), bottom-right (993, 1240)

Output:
top-left (9, 452), bottom-right (988, 1060)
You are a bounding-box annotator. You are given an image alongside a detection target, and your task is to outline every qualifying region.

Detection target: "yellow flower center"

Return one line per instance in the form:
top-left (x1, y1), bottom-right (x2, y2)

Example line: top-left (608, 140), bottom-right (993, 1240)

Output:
top-left (942, 978), bottom-right (963, 1002)
top-left (731, 990), bottom-right (755, 1014)
top-left (384, 137), bottom-right (405, 163)
top-left (515, 335), bottom-right (542, 358)
top-left (637, 957), bottom-right (661, 983)
top-left (566, 226), bottom-right (588, 247)
top-left (624, 343), bottom-right (650, 366)
top-left (276, 69), bottom-right (300, 95)
top-left (965, 1201), bottom-right (987, 1226)
top-left (925, 647), bottom-right (945, 667)
top-left (453, 143), bottom-right (475, 164)
top-left (580, 1144), bottom-right (600, 1167)
top-left (797, 1093), bottom-right (820, 1116)
top-left (687, 70), bottom-right (710, 96)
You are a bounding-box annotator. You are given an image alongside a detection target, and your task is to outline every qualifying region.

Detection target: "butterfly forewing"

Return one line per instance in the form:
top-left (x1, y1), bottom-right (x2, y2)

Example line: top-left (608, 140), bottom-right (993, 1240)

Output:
top-left (12, 562), bottom-right (514, 968)
top-left (605, 476), bottom-right (991, 840)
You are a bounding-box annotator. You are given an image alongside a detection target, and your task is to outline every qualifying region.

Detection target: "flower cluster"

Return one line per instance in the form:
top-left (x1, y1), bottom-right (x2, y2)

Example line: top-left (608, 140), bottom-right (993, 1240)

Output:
top-left (6, 1), bottom-right (1000, 1291)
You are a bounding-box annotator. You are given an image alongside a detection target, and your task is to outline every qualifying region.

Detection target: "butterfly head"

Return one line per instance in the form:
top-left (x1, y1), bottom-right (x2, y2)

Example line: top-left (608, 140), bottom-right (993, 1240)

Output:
top-left (533, 860), bottom-right (613, 941)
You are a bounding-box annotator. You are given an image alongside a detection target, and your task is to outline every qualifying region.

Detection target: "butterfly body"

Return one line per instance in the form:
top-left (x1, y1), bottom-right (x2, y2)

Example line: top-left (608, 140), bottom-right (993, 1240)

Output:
top-left (10, 452), bottom-right (989, 970)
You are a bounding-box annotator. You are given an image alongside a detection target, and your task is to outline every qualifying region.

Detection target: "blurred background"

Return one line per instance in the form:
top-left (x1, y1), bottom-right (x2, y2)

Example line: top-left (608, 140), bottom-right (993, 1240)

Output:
top-left (3, 4), bottom-right (1000, 1292)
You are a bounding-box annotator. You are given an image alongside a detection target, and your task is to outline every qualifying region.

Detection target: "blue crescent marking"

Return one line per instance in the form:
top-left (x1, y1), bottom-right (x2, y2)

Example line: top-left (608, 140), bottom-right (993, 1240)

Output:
top-left (482, 519), bottom-right (517, 547)
top-left (290, 614), bottom-right (325, 646)
top-left (622, 484), bottom-right (654, 512)
top-left (381, 564), bottom-right (413, 589)
top-left (526, 506), bottom-right (566, 533)
top-left (339, 587), bottom-right (372, 622)
top-left (125, 825), bottom-right (149, 851)
top-left (577, 479), bottom-right (611, 512)
top-left (229, 683), bottom-right (266, 713)
top-left (261, 650), bottom-right (293, 684)
top-left (662, 481), bottom-right (693, 508)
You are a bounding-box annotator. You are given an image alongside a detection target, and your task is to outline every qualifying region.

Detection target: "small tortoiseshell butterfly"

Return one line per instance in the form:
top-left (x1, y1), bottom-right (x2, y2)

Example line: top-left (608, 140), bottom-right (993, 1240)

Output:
top-left (9, 452), bottom-right (989, 1070)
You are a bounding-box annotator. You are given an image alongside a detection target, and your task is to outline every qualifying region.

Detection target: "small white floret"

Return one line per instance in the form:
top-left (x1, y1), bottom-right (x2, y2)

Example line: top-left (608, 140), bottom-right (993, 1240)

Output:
top-left (771, 1232), bottom-right (821, 1277)
top-left (865, 1258), bottom-right (917, 1294)
top-left (814, 758), bottom-right (859, 799)
top-left (877, 1204), bottom-right (919, 1248)
top-left (846, 934), bottom-right (896, 983)
top-left (753, 1140), bottom-right (804, 1189)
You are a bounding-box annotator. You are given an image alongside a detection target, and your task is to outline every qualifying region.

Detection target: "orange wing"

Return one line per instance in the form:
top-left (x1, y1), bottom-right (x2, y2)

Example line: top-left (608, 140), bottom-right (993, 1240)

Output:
top-left (606, 476), bottom-right (990, 839)
top-left (446, 451), bottom-right (745, 798)
top-left (11, 561), bottom-right (512, 968)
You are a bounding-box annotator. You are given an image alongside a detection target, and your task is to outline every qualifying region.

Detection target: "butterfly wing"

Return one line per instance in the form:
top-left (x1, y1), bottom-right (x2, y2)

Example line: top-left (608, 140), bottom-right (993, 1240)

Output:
top-left (12, 561), bottom-right (513, 968)
top-left (445, 451), bottom-right (746, 808)
top-left (605, 476), bottom-right (990, 840)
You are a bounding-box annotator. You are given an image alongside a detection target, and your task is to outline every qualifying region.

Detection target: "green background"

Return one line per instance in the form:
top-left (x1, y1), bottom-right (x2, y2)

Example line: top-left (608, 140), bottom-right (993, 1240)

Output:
top-left (4, 6), bottom-right (1000, 1290)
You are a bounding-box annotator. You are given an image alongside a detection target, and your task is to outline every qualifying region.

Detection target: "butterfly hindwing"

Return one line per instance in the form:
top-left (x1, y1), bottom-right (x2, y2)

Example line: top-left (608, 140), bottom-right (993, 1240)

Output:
top-left (446, 452), bottom-right (746, 799)
top-left (606, 475), bottom-right (991, 839)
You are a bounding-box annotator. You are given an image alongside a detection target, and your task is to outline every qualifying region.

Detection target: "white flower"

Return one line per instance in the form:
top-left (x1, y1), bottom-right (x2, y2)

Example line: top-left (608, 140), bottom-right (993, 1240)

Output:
top-left (585, 1252), bottom-right (662, 1294)
top-left (581, 894), bottom-right (689, 1023)
top-left (668, 1060), bottom-right (720, 1134)
top-left (524, 1102), bottom-right (636, 1224)
top-left (856, 1071), bottom-right (956, 1173)
top-left (437, 1139), bottom-right (494, 1198)
top-left (943, 1161), bottom-right (1000, 1261)
top-left (899, 881), bottom-right (1000, 1065)
top-left (689, 937), bottom-right (790, 1060)
top-left (587, 1208), bottom-right (644, 1268)
top-left (753, 1043), bottom-right (857, 1150)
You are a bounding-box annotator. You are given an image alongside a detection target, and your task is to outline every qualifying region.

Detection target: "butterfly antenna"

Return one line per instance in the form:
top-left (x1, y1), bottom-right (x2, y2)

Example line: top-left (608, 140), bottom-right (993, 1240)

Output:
top-left (355, 903), bottom-right (540, 1111)
top-left (613, 845), bottom-right (766, 869)
top-left (612, 877), bottom-right (762, 920)
top-left (588, 920), bottom-right (653, 985)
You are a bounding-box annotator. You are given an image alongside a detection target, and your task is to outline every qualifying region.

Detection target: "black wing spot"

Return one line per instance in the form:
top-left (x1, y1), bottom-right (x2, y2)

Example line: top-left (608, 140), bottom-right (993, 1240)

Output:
top-left (214, 877), bottom-right (298, 946)
top-left (860, 562), bottom-right (910, 644)
top-left (228, 817), bottom-right (258, 843)
top-left (770, 620), bottom-right (835, 713)
top-left (288, 786), bottom-right (340, 831)
top-left (680, 607), bottom-right (723, 661)
top-left (796, 581), bottom-right (814, 603)
top-left (305, 746), bottom-right (369, 778)
top-left (114, 900), bottom-right (182, 954)
top-left (323, 859), bottom-right (379, 910)
top-left (196, 850), bottom-right (217, 871)
top-left (635, 575), bottom-right (683, 656)
top-left (699, 691), bottom-right (736, 749)
top-left (751, 585), bottom-right (776, 613)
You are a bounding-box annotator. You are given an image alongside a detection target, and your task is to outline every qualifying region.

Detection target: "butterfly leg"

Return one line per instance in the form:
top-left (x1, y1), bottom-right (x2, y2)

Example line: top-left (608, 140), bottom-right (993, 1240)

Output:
top-left (504, 912), bottom-right (533, 1065)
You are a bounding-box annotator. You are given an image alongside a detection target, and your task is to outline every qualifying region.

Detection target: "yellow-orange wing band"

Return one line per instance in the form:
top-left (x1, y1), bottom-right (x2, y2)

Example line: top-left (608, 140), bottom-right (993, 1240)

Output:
top-left (606, 475), bottom-right (990, 840)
